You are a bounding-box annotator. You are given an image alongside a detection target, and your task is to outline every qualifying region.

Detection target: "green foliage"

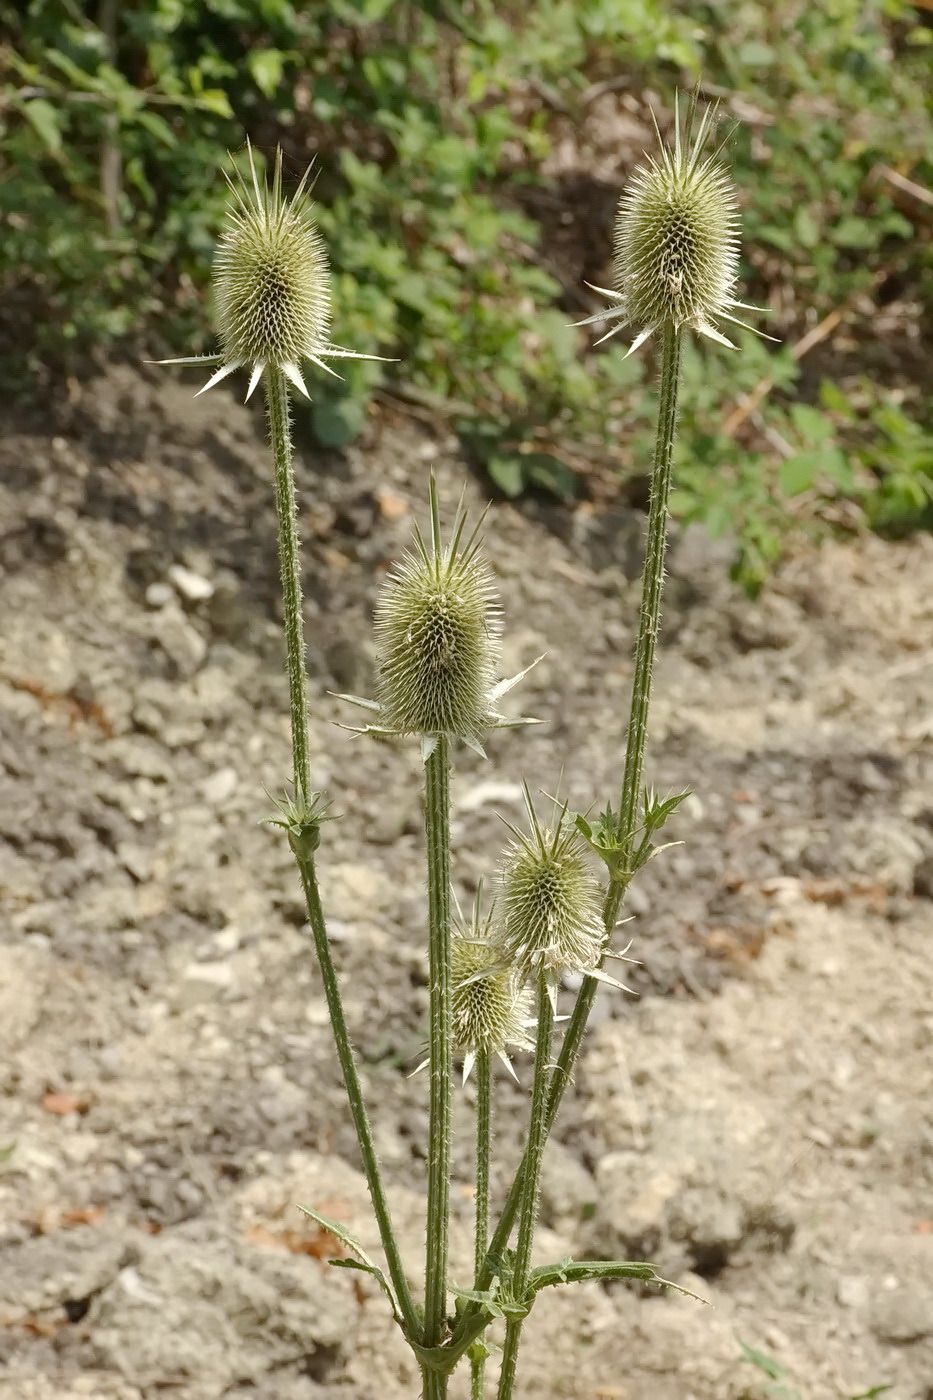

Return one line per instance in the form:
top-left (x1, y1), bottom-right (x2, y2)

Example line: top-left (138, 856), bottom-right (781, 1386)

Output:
top-left (3, 0), bottom-right (931, 576)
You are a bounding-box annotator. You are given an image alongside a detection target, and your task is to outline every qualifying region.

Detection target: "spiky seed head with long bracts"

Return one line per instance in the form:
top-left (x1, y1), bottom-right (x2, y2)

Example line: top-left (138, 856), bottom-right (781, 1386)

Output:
top-left (574, 93), bottom-right (769, 358)
top-left (495, 787), bottom-right (632, 1006)
top-left (157, 142), bottom-right (388, 400)
top-left (374, 487), bottom-right (501, 748)
top-left (337, 478), bottom-right (540, 761)
top-left (450, 891), bottom-right (534, 1083)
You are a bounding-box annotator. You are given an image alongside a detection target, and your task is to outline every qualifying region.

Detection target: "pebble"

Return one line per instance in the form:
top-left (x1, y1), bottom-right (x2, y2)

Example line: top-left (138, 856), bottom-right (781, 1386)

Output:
top-left (871, 1283), bottom-right (933, 1343)
top-left (456, 780), bottom-right (524, 813)
top-left (837, 1275), bottom-right (869, 1309)
top-left (168, 563), bottom-right (215, 602)
top-left (150, 606), bottom-right (208, 677)
top-left (200, 765), bottom-right (239, 804)
top-left (174, 960), bottom-right (236, 1010)
top-left (145, 582), bottom-right (173, 609)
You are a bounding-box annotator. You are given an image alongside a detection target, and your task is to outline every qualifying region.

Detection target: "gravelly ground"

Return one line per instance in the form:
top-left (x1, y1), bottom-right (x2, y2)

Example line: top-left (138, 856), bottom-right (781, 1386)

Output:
top-left (1, 365), bottom-right (931, 1400)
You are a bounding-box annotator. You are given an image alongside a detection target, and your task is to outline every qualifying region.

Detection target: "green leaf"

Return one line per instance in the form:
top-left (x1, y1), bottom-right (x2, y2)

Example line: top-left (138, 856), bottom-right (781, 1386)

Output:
top-left (297, 1203), bottom-right (401, 1323)
top-left (487, 454), bottom-right (525, 498)
top-left (135, 109), bottom-right (177, 147)
top-left (249, 49), bottom-right (285, 98)
top-left (524, 452), bottom-right (578, 500)
top-left (312, 396), bottom-right (367, 448)
top-left (196, 88), bottom-right (233, 118)
top-left (451, 1286), bottom-right (506, 1320)
top-left (778, 453), bottom-right (817, 496)
top-left (333, 0), bottom-right (395, 22)
top-left (819, 380), bottom-right (851, 415)
top-left (642, 788), bottom-right (692, 836)
top-left (739, 1341), bottom-right (788, 1382)
top-left (793, 206), bottom-right (820, 248)
top-left (789, 403), bottom-right (834, 444)
top-left (831, 215), bottom-right (877, 249)
top-left (20, 98), bottom-right (62, 155)
top-left (528, 1257), bottom-right (706, 1302)
top-left (529, 1257), bottom-right (651, 1290)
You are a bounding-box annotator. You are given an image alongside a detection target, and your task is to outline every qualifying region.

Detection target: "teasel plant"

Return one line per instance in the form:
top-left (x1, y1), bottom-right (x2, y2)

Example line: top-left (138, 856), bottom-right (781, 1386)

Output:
top-left (156, 92), bottom-right (763, 1398)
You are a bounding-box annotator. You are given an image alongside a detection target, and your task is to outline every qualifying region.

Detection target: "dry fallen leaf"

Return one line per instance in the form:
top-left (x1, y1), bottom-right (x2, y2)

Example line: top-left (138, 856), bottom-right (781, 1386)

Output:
top-left (244, 1224), bottom-right (348, 1261)
top-left (41, 1091), bottom-right (91, 1116)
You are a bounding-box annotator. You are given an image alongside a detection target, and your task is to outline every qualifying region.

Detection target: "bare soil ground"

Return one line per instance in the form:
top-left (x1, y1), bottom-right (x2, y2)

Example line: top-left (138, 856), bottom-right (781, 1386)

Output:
top-left (1, 366), bottom-right (931, 1400)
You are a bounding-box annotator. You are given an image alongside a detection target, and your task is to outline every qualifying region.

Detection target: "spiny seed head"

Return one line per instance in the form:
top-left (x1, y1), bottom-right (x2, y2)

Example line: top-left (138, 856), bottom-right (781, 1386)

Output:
top-left (451, 931), bottom-right (534, 1066)
top-left (574, 93), bottom-right (766, 357)
top-left (373, 488), bottom-right (502, 743)
top-left (496, 797), bottom-right (605, 982)
top-left (214, 146), bottom-right (331, 375)
top-left (615, 103), bottom-right (739, 338)
top-left (158, 143), bottom-right (386, 400)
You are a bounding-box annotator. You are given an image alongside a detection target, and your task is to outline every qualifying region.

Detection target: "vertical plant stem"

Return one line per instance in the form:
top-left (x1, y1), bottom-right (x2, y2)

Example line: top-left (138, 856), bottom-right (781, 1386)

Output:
top-left (424, 734), bottom-right (453, 1362)
top-left (267, 365), bottom-right (311, 799)
top-left (296, 860), bottom-right (419, 1335)
top-left (496, 976), bottom-right (554, 1400)
top-left (470, 1048), bottom-right (492, 1400)
top-left (266, 366), bottom-right (419, 1340)
top-left (468, 323), bottom-right (683, 1305)
top-left (616, 318), bottom-right (683, 851)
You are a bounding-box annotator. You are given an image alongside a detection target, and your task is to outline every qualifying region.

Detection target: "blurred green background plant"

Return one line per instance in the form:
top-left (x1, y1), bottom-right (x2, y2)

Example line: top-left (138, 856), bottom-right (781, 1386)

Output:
top-left (3, 0), bottom-right (931, 588)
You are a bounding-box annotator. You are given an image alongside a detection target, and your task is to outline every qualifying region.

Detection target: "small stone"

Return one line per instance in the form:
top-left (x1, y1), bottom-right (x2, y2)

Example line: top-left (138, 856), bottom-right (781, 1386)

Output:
top-left (318, 863), bottom-right (393, 923)
top-left (118, 842), bottom-right (153, 882)
top-left (0, 946), bottom-right (47, 1054)
top-left (912, 855), bottom-right (933, 899)
top-left (168, 563), bottom-right (215, 602)
top-left (175, 960), bottom-right (236, 1010)
top-left (456, 780), bottom-right (524, 814)
top-left (200, 766), bottom-right (239, 804)
top-left (377, 489), bottom-right (409, 522)
top-left (837, 1275), bottom-right (869, 1309)
top-left (871, 1283), bottom-right (933, 1342)
top-left (145, 582), bottom-right (173, 609)
top-left (539, 1141), bottom-right (597, 1228)
top-left (150, 606), bottom-right (208, 678)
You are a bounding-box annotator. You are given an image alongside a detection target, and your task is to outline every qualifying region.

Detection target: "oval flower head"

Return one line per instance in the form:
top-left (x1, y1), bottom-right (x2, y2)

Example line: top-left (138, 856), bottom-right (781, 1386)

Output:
top-left (338, 478), bottom-right (540, 761)
top-left (575, 93), bottom-right (768, 357)
top-left (451, 893), bottom-right (534, 1084)
top-left (496, 787), bottom-right (633, 1007)
top-left (159, 142), bottom-right (388, 400)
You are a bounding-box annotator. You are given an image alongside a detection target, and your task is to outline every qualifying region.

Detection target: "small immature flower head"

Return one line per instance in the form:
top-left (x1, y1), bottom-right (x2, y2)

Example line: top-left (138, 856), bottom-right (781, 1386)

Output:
top-left (373, 482), bottom-right (502, 748)
top-left (496, 789), bottom-right (606, 986)
top-left (575, 93), bottom-right (767, 357)
top-left (451, 899), bottom-right (534, 1080)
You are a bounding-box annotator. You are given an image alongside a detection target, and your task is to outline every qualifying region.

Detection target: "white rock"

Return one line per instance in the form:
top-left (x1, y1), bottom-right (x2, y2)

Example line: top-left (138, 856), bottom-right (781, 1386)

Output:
top-left (175, 960), bottom-right (236, 1010)
top-left (145, 582), bottom-right (173, 609)
top-left (200, 766), bottom-right (239, 804)
top-left (168, 563), bottom-right (215, 601)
